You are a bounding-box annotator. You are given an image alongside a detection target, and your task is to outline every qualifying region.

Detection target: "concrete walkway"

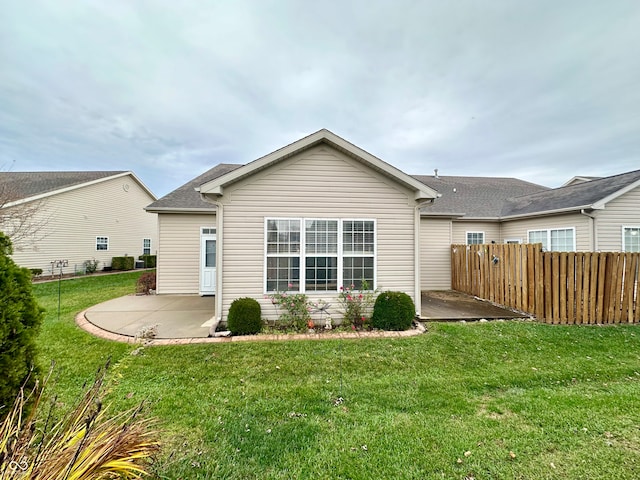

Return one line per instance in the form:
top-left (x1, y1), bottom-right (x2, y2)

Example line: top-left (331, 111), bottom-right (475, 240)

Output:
top-left (78, 294), bottom-right (426, 345)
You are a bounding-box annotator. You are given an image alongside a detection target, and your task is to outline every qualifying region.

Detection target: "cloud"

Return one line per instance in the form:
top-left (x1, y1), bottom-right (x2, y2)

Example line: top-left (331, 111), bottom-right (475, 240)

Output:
top-left (1, 0), bottom-right (639, 196)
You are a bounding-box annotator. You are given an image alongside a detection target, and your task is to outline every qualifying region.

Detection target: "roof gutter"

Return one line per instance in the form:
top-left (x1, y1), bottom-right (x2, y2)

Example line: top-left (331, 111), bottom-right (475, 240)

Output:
top-left (498, 204), bottom-right (602, 221)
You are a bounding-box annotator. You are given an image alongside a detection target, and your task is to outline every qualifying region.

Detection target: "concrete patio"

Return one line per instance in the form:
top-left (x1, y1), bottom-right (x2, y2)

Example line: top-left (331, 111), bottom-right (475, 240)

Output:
top-left (84, 294), bottom-right (216, 339)
top-left (79, 290), bottom-right (525, 344)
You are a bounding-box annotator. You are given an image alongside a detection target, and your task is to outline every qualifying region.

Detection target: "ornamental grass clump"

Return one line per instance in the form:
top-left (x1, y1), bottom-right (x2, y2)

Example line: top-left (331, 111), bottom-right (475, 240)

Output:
top-left (227, 297), bottom-right (263, 335)
top-left (0, 362), bottom-right (160, 479)
top-left (371, 291), bottom-right (415, 331)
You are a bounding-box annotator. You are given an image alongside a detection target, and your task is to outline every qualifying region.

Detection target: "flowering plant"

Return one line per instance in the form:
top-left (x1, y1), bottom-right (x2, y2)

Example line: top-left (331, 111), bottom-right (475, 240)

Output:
top-left (267, 284), bottom-right (312, 331)
top-left (337, 281), bottom-right (378, 329)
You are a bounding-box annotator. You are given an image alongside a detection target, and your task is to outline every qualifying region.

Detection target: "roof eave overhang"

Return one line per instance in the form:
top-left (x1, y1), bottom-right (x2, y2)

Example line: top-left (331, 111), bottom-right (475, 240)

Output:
top-left (197, 129), bottom-right (440, 201)
top-left (499, 204), bottom-right (601, 221)
top-left (420, 212), bottom-right (466, 219)
top-left (591, 178), bottom-right (640, 209)
top-left (4, 171), bottom-right (157, 208)
top-left (144, 207), bottom-right (216, 214)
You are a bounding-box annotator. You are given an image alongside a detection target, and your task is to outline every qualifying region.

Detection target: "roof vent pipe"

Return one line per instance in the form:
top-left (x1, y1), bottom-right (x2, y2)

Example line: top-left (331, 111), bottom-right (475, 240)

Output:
top-left (434, 168), bottom-right (439, 179)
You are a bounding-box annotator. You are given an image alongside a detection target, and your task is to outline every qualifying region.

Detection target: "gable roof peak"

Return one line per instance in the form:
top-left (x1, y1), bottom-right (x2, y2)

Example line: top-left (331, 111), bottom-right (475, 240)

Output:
top-left (197, 130), bottom-right (440, 201)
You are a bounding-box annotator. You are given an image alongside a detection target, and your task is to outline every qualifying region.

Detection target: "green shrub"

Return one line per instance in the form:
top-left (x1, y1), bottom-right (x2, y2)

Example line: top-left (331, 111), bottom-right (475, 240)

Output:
top-left (29, 268), bottom-right (43, 278)
top-left (227, 297), bottom-right (262, 335)
top-left (371, 291), bottom-right (415, 331)
top-left (136, 272), bottom-right (157, 294)
top-left (111, 256), bottom-right (135, 271)
top-left (138, 254), bottom-right (157, 268)
top-left (0, 233), bottom-right (44, 417)
top-left (83, 258), bottom-right (100, 274)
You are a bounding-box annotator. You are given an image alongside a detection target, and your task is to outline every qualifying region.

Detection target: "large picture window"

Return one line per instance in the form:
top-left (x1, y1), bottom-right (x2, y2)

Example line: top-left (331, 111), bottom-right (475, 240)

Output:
top-left (527, 228), bottom-right (575, 252)
top-left (265, 218), bottom-right (376, 292)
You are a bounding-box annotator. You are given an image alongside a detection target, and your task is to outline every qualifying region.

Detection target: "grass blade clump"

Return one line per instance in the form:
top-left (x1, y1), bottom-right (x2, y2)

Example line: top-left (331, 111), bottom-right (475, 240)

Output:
top-left (0, 362), bottom-right (160, 479)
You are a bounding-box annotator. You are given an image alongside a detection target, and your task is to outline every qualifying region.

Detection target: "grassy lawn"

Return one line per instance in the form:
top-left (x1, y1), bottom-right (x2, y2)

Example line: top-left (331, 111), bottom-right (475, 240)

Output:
top-left (33, 273), bottom-right (640, 479)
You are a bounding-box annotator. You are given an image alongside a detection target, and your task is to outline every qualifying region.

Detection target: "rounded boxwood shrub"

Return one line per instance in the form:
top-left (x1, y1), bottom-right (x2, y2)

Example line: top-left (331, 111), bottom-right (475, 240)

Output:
top-left (371, 291), bottom-right (415, 331)
top-left (227, 297), bottom-right (262, 335)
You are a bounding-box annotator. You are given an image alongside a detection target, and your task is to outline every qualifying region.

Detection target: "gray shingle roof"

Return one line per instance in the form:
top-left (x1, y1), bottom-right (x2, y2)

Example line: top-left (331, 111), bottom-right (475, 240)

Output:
top-left (0, 171), bottom-right (127, 201)
top-left (502, 168), bottom-right (640, 217)
top-left (145, 164), bottom-right (242, 211)
top-left (414, 175), bottom-right (549, 218)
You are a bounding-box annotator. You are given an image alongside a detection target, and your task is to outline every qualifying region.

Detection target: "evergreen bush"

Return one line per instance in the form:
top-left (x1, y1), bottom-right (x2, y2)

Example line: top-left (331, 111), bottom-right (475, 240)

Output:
top-left (138, 254), bottom-right (157, 268)
top-left (227, 297), bottom-right (262, 335)
top-left (371, 291), bottom-right (415, 331)
top-left (111, 256), bottom-right (135, 271)
top-left (0, 233), bottom-right (44, 417)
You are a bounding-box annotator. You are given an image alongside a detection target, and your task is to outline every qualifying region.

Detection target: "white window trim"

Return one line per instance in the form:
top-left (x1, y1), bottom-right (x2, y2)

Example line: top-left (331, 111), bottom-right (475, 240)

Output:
top-left (527, 227), bottom-right (576, 252)
top-left (466, 231), bottom-right (485, 245)
top-left (143, 238), bottom-right (152, 255)
top-left (96, 236), bottom-right (109, 251)
top-left (622, 225), bottom-right (640, 252)
top-left (264, 217), bottom-right (376, 294)
top-left (504, 238), bottom-right (522, 244)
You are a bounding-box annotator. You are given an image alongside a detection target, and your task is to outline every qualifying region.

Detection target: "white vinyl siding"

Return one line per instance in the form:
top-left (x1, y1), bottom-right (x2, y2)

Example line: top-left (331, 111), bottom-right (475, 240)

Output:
top-left (451, 222), bottom-right (500, 244)
top-left (466, 231), bottom-right (484, 245)
top-left (622, 226), bottom-right (640, 252)
top-left (219, 144), bottom-right (416, 321)
top-left (527, 227), bottom-right (576, 252)
top-left (156, 214), bottom-right (216, 294)
top-left (7, 174), bottom-right (158, 274)
top-left (593, 186), bottom-right (640, 251)
top-left (500, 213), bottom-right (590, 251)
top-left (420, 218), bottom-right (452, 290)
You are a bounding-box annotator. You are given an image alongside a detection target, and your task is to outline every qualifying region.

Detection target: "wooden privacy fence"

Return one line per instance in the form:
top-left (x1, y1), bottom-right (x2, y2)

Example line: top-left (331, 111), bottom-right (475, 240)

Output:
top-left (451, 243), bottom-right (640, 324)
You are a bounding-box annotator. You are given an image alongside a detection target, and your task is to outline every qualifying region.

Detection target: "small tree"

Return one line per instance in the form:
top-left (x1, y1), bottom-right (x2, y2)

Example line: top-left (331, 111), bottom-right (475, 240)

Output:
top-left (0, 232), bottom-right (44, 416)
top-left (0, 173), bottom-right (51, 251)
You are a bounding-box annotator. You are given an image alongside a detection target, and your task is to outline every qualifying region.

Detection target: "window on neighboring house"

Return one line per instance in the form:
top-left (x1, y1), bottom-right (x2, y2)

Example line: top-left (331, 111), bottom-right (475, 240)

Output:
top-left (265, 218), bottom-right (376, 292)
top-left (466, 232), bottom-right (485, 245)
top-left (527, 228), bottom-right (575, 252)
top-left (623, 226), bottom-right (640, 252)
top-left (143, 238), bottom-right (151, 255)
top-left (96, 236), bottom-right (109, 251)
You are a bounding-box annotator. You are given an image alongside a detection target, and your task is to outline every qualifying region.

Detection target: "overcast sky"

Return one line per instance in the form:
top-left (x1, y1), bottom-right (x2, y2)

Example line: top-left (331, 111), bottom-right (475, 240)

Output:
top-left (1, 1), bottom-right (639, 198)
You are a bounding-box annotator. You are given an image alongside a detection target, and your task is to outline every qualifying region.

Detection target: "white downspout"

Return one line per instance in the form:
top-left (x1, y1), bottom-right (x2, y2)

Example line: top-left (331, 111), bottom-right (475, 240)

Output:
top-left (414, 199), bottom-right (436, 318)
top-left (580, 209), bottom-right (597, 251)
top-left (200, 193), bottom-right (223, 322)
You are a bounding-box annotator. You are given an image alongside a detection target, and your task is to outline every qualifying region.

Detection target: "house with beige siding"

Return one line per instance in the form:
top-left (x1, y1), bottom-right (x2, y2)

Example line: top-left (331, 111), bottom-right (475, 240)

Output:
top-left (146, 129), bottom-right (640, 322)
top-left (417, 168), bottom-right (640, 289)
top-left (1, 171), bottom-right (157, 274)
top-left (146, 129), bottom-right (440, 322)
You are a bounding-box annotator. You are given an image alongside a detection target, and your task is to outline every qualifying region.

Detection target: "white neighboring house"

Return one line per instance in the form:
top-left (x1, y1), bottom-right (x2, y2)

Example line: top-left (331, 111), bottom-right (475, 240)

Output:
top-left (0, 171), bottom-right (158, 275)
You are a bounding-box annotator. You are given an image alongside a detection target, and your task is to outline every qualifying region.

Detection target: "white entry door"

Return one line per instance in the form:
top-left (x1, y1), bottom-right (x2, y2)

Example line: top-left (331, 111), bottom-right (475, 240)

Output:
top-left (200, 229), bottom-right (216, 295)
